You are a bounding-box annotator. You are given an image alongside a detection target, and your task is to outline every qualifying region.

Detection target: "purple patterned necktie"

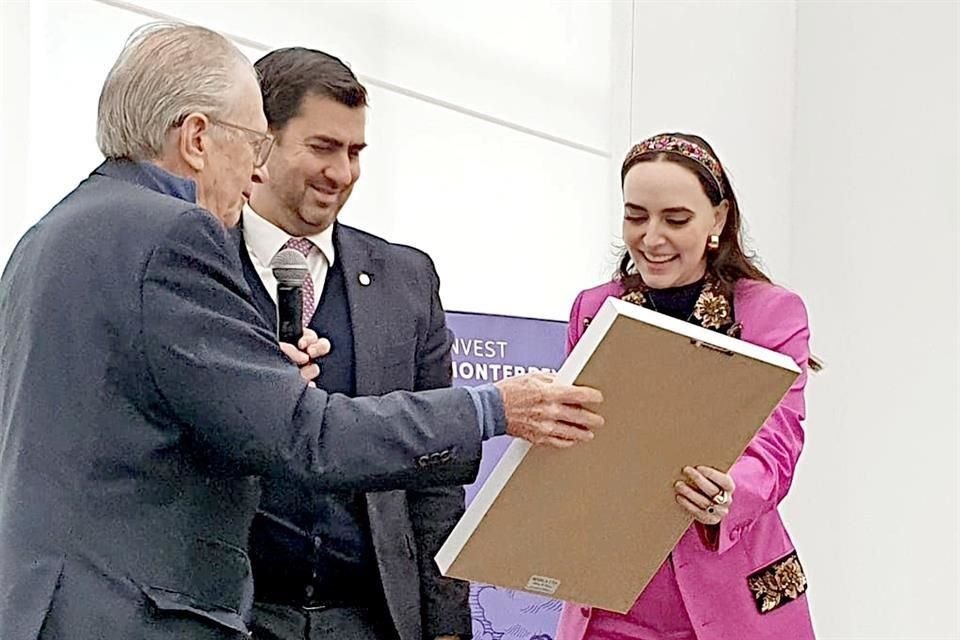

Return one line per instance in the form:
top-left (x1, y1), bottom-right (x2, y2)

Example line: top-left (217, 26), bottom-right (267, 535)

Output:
top-left (283, 237), bottom-right (316, 326)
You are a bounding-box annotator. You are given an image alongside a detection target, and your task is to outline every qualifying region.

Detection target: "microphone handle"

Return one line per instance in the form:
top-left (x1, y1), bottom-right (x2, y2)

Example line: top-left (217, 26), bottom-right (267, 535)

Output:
top-left (277, 283), bottom-right (304, 344)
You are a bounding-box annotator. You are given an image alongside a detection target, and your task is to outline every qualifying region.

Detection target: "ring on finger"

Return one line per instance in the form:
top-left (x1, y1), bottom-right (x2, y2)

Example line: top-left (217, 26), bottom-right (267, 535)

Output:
top-left (712, 489), bottom-right (730, 506)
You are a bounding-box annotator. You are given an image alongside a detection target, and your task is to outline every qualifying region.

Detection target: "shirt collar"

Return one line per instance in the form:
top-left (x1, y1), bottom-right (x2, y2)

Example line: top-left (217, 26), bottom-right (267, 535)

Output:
top-left (242, 204), bottom-right (336, 267)
top-left (134, 161), bottom-right (198, 203)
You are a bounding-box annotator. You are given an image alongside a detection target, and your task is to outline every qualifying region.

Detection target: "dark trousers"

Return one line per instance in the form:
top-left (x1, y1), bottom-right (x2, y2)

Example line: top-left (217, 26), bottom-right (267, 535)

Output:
top-left (251, 601), bottom-right (399, 640)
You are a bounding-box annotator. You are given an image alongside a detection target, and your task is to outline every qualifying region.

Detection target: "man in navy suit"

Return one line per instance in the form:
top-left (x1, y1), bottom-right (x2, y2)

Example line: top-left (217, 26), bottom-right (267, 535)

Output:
top-left (0, 23), bottom-right (602, 640)
top-left (238, 48), bottom-right (477, 640)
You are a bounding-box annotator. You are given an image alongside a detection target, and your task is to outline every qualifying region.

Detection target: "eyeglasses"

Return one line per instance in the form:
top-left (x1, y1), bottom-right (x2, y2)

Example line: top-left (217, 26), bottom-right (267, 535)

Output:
top-left (208, 117), bottom-right (275, 168)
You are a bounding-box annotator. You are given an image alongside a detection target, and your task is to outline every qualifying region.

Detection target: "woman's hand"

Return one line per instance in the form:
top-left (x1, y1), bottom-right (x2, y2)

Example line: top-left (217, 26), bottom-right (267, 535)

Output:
top-left (674, 465), bottom-right (736, 526)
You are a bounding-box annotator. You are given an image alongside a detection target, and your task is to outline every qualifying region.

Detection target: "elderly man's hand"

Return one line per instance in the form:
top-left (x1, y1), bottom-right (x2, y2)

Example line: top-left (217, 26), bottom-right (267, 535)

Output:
top-left (279, 328), bottom-right (331, 386)
top-left (494, 373), bottom-right (603, 447)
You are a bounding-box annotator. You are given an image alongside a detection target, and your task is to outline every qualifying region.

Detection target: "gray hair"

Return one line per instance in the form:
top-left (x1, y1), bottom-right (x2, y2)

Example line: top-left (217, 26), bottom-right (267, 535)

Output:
top-left (96, 22), bottom-right (252, 161)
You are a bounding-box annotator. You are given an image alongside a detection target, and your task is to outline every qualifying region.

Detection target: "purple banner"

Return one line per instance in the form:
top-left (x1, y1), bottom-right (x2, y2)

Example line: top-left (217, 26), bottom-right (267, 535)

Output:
top-left (446, 310), bottom-right (568, 640)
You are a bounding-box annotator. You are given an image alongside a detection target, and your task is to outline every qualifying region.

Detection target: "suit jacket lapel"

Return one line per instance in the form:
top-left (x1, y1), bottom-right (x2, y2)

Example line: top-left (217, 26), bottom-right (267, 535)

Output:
top-left (336, 226), bottom-right (416, 614)
top-left (336, 224), bottom-right (386, 395)
top-left (236, 220), bottom-right (389, 394)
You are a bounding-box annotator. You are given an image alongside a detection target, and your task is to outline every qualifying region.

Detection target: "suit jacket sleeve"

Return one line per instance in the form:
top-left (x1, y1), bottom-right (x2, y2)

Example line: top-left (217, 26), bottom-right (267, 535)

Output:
top-left (709, 289), bottom-right (811, 554)
top-left (139, 209), bottom-right (482, 492)
top-left (406, 255), bottom-right (472, 638)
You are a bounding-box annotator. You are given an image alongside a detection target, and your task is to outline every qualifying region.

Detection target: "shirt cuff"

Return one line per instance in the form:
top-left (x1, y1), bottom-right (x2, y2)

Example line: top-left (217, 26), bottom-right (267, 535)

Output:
top-left (464, 383), bottom-right (507, 440)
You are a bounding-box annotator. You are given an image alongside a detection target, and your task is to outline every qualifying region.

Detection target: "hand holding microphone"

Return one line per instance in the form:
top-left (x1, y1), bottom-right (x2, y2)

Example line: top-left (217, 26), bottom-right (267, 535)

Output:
top-left (271, 248), bottom-right (327, 383)
top-left (271, 247), bottom-right (310, 344)
top-left (278, 329), bottom-right (330, 385)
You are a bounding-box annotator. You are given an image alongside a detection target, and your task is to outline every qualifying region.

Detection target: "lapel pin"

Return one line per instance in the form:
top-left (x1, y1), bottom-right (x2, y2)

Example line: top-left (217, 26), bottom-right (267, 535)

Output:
top-left (358, 272), bottom-right (372, 286)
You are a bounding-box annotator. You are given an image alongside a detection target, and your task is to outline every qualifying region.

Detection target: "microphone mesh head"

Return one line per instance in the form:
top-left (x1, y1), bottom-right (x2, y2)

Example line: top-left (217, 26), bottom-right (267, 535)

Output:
top-left (271, 248), bottom-right (309, 286)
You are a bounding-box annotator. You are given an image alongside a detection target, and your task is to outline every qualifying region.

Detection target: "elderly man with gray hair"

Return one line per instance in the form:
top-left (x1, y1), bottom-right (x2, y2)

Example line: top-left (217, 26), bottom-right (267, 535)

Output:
top-left (0, 23), bottom-right (603, 640)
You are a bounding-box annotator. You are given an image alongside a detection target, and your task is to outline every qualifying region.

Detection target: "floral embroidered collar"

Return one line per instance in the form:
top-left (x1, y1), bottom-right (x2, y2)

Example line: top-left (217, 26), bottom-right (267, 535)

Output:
top-left (620, 273), bottom-right (740, 337)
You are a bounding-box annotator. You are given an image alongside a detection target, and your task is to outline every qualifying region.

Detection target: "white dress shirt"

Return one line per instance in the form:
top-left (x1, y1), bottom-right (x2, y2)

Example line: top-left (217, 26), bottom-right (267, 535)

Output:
top-left (242, 204), bottom-right (336, 305)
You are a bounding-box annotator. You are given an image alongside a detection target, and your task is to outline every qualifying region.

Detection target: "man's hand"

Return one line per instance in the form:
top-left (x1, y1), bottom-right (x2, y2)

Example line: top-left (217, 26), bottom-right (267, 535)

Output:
top-left (495, 373), bottom-right (603, 448)
top-left (279, 328), bottom-right (331, 386)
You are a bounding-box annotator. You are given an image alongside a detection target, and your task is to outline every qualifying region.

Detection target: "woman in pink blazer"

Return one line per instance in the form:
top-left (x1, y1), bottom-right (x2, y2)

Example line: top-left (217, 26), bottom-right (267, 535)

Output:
top-left (556, 133), bottom-right (815, 640)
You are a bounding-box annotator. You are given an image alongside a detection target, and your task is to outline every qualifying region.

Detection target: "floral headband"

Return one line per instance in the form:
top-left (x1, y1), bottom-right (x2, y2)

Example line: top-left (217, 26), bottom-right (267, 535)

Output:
top-left (624, 134), bottom-right (725, 196)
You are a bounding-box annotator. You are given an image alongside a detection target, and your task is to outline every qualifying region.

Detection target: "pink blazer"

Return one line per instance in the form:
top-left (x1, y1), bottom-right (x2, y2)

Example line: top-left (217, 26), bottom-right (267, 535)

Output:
top-left (556, 279), bottom-right (815, 640)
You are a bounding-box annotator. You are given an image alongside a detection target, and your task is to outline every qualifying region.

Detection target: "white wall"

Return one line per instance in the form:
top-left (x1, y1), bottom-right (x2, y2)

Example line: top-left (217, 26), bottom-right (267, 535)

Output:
top-left (623, 3), bottom-right (959, 638)
top-left (1, 0), bottom-right (622, 321)
top-left (0, 0), bottom-right (32, 266)
top-left (0, 2), bottom-right (958, 638)
top-left (626, 1), bottom-right (798, 285)
top-left (788, 2), bottom-right (959, 638)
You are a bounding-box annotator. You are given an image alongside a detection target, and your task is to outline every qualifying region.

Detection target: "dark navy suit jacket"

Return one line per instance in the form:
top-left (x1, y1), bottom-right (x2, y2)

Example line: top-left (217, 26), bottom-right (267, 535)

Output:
top-left (0, 160), bottom-right (481, 640)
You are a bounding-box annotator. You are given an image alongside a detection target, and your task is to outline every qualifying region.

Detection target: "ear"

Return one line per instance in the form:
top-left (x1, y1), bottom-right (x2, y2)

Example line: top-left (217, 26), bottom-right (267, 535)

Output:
top-left (712, 199), bottom-right (730, 235)
top-left (177, 112), bottom-right (211, 172)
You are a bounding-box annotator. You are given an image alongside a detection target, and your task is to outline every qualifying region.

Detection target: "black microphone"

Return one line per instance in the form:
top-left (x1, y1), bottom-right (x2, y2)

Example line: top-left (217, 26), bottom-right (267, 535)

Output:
top-left (271, 248), bottom-right (309, 344)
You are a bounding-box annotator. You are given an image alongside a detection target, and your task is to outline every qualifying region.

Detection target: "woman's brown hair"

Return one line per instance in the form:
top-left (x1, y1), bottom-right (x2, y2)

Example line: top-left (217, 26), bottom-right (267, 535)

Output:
top-left (617, 132), bottom-right (770, 296)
